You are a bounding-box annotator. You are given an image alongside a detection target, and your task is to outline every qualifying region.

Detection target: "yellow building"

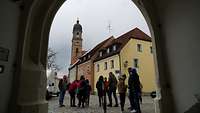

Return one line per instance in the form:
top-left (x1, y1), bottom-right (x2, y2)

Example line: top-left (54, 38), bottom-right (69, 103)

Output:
top-left (94, 54), bottom-right (120, 92)
top-left (93, 28), bottom-right (156, 93)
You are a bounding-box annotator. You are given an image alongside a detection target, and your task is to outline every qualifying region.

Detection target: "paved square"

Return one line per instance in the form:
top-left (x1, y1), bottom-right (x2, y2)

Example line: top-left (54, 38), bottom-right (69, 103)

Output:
top-left (48, 95), bottom-right (155, 113)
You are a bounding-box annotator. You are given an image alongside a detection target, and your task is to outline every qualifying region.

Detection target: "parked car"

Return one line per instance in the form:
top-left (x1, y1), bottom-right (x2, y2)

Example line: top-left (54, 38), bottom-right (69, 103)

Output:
top-left (46, 70), bottom-right (60, 100)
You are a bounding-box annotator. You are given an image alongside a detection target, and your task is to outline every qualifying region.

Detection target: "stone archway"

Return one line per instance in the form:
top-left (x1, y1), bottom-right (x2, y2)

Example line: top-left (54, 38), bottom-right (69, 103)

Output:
top-left (16, 0), bottom-right (175, 113)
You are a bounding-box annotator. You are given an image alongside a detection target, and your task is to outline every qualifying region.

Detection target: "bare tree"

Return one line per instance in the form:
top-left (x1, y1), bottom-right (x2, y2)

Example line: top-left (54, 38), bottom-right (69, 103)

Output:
top-left (47, 48), bottom-right (60, 71)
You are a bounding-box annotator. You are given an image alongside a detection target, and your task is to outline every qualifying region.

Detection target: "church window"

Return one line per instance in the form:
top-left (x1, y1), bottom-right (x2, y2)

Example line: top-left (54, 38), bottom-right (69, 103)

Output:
top-left (77, 32), bottom-right (79, 35)
top-left (76, 48), bottom-right (79, 55)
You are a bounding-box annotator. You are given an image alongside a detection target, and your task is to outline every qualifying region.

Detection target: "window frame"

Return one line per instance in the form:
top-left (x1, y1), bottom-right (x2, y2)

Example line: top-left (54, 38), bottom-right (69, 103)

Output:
top-left (137, 44), bottom-right (142, 52)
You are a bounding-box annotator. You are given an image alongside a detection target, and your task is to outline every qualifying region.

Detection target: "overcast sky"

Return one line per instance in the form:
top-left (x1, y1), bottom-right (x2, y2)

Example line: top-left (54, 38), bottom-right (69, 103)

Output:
top-left (49, 0), bottom-right (150, 75)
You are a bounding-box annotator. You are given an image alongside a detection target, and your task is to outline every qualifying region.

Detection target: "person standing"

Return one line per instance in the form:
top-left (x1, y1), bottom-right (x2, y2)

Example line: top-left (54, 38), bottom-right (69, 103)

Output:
top-left (68, 80), bottom-right (78, 107)
top-left (128, 68), bottom-right (142, 113)
top-left (104, 77), bottom-right (109, 97)
top-left (85, 79), bottom-right (91, 106)
top-left (96, 76), bottom-right (104, 107)
top-left (58, 75), bottom-right (68, 107)
top-left (78, 75), bottom-right (87, 108)
top-left (118, 74), bottom-right (128, 112)
top-left (107, 72), bottom-right (118, 107)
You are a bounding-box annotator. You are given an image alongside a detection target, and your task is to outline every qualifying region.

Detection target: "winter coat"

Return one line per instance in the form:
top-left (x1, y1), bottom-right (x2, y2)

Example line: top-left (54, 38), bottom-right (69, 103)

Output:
top-left (128, 73), bottom-right (141, 93)
top-left (108, 75), bottom-right (118, 91)
top-left (118, 79), bottom-right (128, 93)
top-left (96, 80), bottom-right (104, 97)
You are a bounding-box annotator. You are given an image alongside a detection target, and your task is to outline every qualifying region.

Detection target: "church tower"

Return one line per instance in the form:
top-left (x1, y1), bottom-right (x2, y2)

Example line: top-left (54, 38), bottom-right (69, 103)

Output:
top-left (71, 19), bottom-right (83, 64)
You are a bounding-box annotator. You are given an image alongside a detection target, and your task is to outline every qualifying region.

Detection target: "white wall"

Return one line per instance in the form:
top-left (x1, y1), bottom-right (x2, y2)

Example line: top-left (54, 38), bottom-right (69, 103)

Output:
top-left (157, 0), bottom-right (200, 112)
top-left (0, 0), bottom-right (19, 113)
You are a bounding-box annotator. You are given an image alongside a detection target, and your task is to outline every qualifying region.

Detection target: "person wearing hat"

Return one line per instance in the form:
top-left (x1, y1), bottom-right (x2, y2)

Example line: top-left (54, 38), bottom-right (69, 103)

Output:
top-left (118, 74), bottom-right (128, 113)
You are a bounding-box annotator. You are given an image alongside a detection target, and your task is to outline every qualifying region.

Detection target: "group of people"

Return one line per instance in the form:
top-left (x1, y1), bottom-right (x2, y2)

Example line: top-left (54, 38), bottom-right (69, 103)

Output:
top-left (58, 67), bottom-right (142, 113)
top-left (58, 75), bottom-right (91, 108)
top-left (96, 67), bottom-right (142, 113)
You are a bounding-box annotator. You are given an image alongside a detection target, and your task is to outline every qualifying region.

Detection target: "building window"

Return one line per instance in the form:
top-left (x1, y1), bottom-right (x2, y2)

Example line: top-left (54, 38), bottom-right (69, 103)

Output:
top-left (150, 46), bottom-right (153, 53)
top-left (104, 62), bottom-right (108, 70)
top-left (113, 45), bottom-right (116, 51)
top-left (107, 48), bottom-right (110, 53)
top-left (100, 51), bottom-right (102, 57)
top-left (134, 58), bottom-right (139, 68)
top-left (77, 32), bottom-right (79, 35)
top-left (76, 48), bottom-right (79, 56)
top-left (97, 64), bottom-right (99, 72)
top-left (110, 60), bottom-right (114, 69)
top-left (137, 44), bottom-right (142, 52)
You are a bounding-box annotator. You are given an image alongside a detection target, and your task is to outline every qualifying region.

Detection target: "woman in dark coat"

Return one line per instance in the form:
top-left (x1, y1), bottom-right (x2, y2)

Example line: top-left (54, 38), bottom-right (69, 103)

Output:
top-left (96, 75), bottom-right (104, 107)
top-left (128, 68), bottom-right (142, 113)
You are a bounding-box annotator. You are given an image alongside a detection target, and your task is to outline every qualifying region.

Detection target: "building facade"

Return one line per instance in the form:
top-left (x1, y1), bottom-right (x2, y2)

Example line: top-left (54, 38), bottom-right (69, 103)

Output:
top-left (93, 28), bottom-right (156, 93)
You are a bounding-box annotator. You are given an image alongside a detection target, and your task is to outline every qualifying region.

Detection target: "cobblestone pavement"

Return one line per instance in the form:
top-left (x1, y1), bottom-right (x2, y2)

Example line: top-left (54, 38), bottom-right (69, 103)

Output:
top-left (48, 95), bottom-right (155, 113)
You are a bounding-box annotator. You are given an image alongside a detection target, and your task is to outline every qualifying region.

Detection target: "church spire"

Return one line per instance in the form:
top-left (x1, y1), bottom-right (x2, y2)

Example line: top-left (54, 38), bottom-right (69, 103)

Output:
top-left (71, 19), bottom-right (83, 64)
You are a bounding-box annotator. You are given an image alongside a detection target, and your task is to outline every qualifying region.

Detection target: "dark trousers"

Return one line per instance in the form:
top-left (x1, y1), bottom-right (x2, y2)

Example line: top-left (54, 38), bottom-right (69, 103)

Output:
top-left (78, 93), bottom-right (86, 107)
top-left (86, 94), bottom-right (90, 106)
top-left (129, 91), bottom-right (141, 113)
top-left (119, 93), bottom-right (126, 111)
top-left (108, 88), bottom-right (118, 106)
top-left (98, 96), bottom-right (103, 106)
top-left (70, 92), bottom-right (76, 106)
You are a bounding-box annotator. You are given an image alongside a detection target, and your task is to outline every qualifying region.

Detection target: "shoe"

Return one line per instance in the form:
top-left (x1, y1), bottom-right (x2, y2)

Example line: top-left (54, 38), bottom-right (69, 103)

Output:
top-left (59, 104), bottom-right (65, 107)
top-left (130, 109), bottom-right (136, 113)
top-left (107, 104), bottom-right (112, 107)
top-left (114, 104), bottom-right (118, 107)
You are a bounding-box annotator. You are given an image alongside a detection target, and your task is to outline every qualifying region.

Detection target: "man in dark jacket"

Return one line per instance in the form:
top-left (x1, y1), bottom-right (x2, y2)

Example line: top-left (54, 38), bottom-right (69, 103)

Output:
top-left (128, 68), bottom-right (141, 113)
top-left (107, 72), bottom-right (118, 107)
top-left (78, 75), bottom-right (87, 108)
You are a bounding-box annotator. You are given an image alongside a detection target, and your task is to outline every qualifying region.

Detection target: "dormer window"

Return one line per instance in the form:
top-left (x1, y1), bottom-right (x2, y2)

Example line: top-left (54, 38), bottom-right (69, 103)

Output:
top-left (113, 45), bottom-right (116, 51)
top-left (100, 51), bottom-right (102, 57)
top-left (107, 48), bottom-right (110, 53)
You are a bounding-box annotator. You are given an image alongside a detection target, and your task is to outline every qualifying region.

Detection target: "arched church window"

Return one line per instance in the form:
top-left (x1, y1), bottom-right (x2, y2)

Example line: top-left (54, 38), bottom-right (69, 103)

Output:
top-left (76, 48), bottom-right (79, 55)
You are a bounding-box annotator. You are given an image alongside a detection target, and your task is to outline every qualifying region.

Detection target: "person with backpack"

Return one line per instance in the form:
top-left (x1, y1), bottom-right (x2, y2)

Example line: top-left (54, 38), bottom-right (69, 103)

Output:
top-left (107, 72), bottom-right (118, 107)
top-left (96, 76), bottom-right (104, 107)
top-left (68, 80), bottom-right (78, 107)
top-left (58, 75), bottom-right (68, 107)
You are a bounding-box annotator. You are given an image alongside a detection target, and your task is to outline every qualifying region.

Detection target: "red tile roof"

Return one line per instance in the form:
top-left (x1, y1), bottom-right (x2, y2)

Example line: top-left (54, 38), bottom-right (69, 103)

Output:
top-left (94, 28), bottom-right (152, 62)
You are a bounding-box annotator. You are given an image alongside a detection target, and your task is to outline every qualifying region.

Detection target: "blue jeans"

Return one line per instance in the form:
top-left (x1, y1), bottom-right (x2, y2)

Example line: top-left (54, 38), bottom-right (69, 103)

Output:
top-left (59, 90), bottom-right (66, 105)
